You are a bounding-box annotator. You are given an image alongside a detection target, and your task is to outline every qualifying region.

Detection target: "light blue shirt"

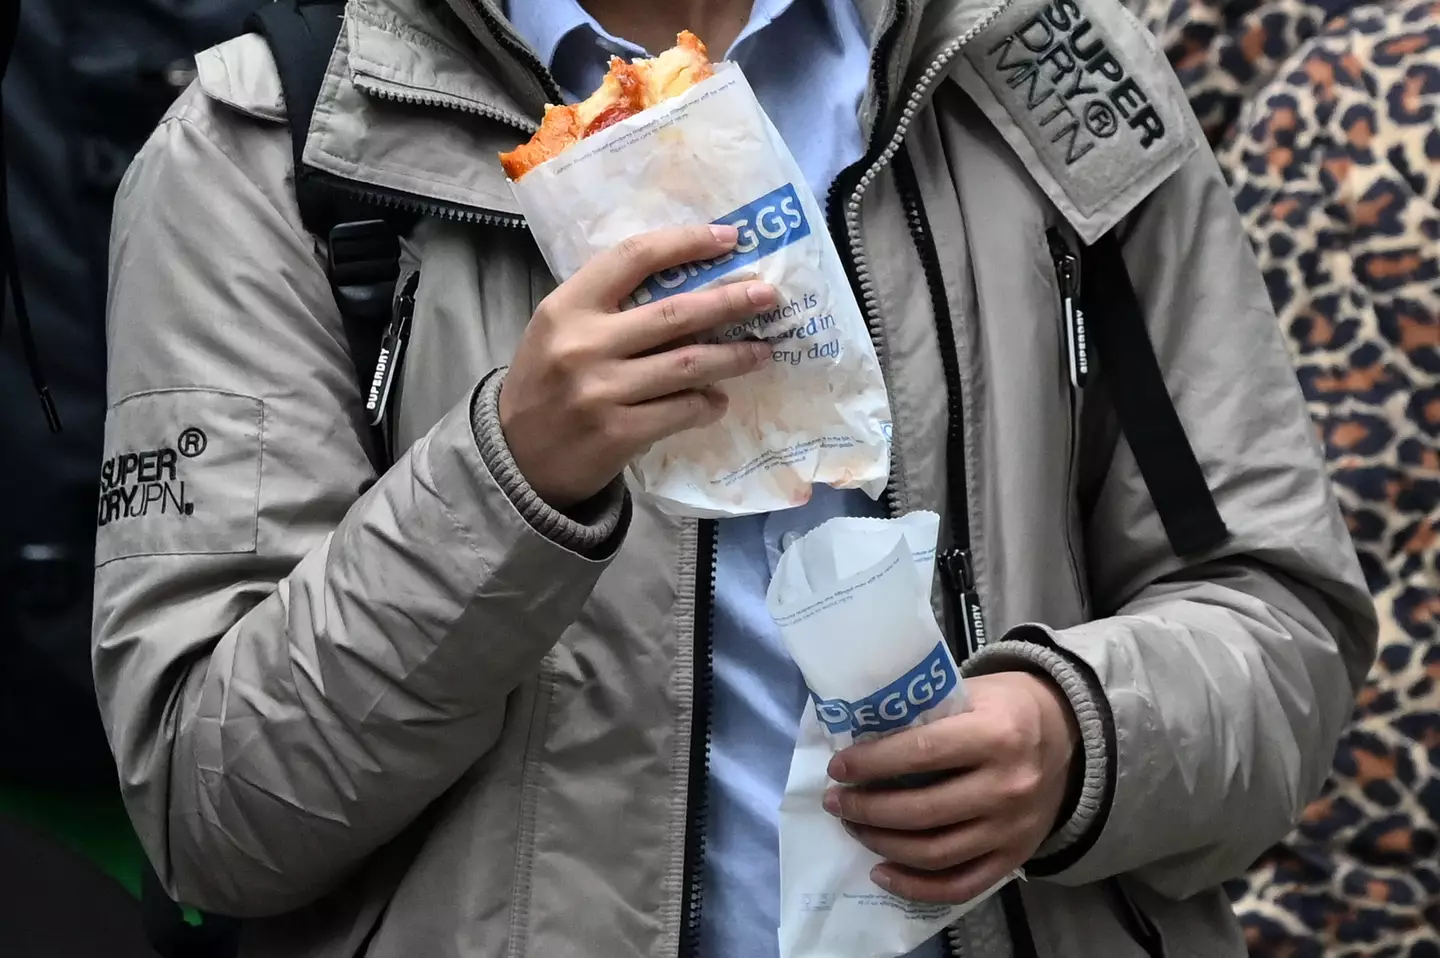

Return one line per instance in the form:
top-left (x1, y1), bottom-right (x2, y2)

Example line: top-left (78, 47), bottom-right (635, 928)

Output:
top-left (505, 5), bottom-right (939, 958)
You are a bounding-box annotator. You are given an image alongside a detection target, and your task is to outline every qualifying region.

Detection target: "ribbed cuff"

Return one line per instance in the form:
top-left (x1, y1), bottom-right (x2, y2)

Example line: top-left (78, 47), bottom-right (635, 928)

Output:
top-left (470, 370), bottom-right (629, 559)
top-left (962, 627), bottom-right (1111, 868)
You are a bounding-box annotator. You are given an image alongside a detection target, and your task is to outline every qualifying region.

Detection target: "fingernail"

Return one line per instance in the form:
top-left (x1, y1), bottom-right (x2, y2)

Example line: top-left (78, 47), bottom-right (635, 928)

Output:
top-left (828, 755), bottom-right (848, 781)
top-left (711, 224), bottom-right (739, 244)
top-left (870, 867), bottom-right (893, 891)
top-left (746, 283), bottom-right (777, 307)
top-left (750, 342), bottom-right (771, 365)
top-left (822, 790), bottom-right (841, 816)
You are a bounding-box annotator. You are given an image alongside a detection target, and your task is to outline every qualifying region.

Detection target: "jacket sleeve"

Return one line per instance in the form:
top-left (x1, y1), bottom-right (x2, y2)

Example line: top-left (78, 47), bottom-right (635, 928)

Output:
top-left (93, 90), bottom-right (628, 918)
top-left (967, 143), bottom-right (1377, 896)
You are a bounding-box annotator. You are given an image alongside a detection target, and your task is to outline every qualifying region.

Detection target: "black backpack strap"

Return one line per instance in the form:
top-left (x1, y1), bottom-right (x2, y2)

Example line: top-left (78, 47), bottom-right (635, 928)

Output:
top-left (1082, 232), bottom-right (1230, 559)
top-left (247, 0), bottom-right (345, 233)
top-left (247, 0), bottom-right (405, 470)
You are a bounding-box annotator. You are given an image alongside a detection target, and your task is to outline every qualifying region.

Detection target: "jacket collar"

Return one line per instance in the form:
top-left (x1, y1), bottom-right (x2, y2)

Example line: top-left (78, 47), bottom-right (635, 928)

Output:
top-left (301, 0), bottom-right (995, 220)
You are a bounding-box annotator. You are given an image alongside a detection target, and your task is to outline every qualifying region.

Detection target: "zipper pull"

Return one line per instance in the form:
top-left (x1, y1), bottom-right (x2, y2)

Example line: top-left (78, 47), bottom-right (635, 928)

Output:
top-left (367, 272), bottom-right (420, 427)
top-left (1047, 229), bottom-right (1088, 390)
top-left (938, 548), bottom-right (987, 658)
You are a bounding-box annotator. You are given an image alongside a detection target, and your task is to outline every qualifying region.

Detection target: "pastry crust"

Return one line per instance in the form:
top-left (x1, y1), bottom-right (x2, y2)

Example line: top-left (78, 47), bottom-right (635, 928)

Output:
top-left (499, 31), bottom-right (714, 181)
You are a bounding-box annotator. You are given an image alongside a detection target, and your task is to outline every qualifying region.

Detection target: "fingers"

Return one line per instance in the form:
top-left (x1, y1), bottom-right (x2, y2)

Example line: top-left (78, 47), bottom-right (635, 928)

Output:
top-left (829, 714), bottom-right (987, 785)
top-left (823, 770), bottom-right (998, 831)
top-left (844, 819), bottom-right (992, 873)
top-left (610, 341), bottom-right (770, 403)
top-left (871, 853), bottom-right (1015, 905)
top-left (562, 224), bottom-right (743, 309)
top-left (621, 387), bottom-right (730, 446)
top-left (603, 279), bottom-right (778, 357)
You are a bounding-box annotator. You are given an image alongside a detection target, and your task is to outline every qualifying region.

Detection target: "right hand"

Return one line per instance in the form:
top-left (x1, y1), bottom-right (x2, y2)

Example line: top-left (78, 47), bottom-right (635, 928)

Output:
top-left (499, 224), bottom-right (777, 510)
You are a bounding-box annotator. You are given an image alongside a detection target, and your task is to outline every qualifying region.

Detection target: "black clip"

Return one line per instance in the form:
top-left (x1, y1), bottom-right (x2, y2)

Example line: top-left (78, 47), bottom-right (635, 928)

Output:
top-left (328, 220), bottom-right (400, 325)
top-left (368, 272), bottom-right (419, 426)
top-left (939, 548), bottom-right (988, 658)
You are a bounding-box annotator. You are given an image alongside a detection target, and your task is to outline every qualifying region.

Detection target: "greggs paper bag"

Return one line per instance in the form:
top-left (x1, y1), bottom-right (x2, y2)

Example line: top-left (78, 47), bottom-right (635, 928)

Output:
top-left (767, 512), bottom-right (1018, 958)
top-left (509, 64), bottom-right (892, 518)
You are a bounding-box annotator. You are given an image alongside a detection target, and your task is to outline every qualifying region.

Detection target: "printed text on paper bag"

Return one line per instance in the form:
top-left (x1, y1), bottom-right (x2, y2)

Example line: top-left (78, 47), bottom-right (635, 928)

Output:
top-left (812, 641), bottom-right (958, 737)
top-left (624, 183), bottom-right (812, 307)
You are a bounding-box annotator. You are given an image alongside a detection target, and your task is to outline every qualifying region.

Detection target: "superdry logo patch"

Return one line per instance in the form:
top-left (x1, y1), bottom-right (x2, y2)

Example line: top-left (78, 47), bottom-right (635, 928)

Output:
top-left (97, 436), bottom-right (199, 527)
top-left (983, 0), bottom-right (1165, 165)
top-left (95, 390), bottom-right (263, 566)
top-left (954, 0), bottom-right (1197, 242)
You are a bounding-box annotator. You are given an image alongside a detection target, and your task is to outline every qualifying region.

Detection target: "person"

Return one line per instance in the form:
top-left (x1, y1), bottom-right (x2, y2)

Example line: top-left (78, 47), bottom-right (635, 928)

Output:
top-left (92, 0), bottom-right (1378, 955)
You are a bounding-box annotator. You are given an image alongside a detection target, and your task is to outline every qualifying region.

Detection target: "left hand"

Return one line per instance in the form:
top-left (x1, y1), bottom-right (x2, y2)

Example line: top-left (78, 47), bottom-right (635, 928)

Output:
top-left (823, 671), bottom-right (1080, 904)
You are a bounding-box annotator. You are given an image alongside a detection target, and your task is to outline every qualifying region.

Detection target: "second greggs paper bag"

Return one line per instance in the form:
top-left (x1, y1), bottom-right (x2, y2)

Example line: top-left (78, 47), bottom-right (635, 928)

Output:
top-left (767, 512), bottom-right (1017, 958)
top-left (509, 64), bottom-right (892, 518)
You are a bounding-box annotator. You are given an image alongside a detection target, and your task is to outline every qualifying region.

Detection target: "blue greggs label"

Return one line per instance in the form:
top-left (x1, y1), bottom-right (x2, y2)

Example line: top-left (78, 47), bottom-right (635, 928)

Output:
top-left (627, 183), bottom-right (812, 307)
top-left (812, 642), bottom-right (958, 737)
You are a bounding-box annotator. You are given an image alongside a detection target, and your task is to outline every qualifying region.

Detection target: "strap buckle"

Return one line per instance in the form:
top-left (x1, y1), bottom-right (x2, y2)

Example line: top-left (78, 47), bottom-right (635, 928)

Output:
top-left (327, 220), bottom-right (400, 325)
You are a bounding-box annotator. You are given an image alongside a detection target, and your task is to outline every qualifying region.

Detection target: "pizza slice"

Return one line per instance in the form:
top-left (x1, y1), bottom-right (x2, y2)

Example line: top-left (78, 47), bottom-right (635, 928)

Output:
top-left (499, 31), bottom-right (715, 181)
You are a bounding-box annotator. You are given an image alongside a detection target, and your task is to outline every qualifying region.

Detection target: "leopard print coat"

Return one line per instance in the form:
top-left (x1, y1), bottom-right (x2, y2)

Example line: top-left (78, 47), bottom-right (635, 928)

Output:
top-left (1135, 0), bottom-right (1440, 953)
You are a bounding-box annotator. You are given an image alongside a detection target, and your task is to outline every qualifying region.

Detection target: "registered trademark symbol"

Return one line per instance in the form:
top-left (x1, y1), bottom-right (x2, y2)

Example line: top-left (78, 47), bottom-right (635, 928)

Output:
top-left (1084, 101), bottom-right (1118, 138)
top-left (178, 427), bottom-right (208, 458)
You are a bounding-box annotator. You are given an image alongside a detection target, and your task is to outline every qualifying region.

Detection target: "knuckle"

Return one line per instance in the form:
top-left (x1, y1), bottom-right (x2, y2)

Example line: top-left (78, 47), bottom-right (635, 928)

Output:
top-left (659, 299), bottom-right (685, 332)
top-left (684, 391), bottom-right (713, 423)
top-left (1004, 765), bottom-right (1043, 801)
top-left (891, 874), bottom-right (936, 903)
top-left (533, 292), bottom-right (562, 324)
top-left (910, 728), bottom-right (941, 768)
top-left (943, 874), bottom-right (981, 905)
top-left (549, 333), bottom-right (594, 374)
top-left (690, 223), bottom-right (717, 247)
top-left (731, 343), bottom-right (761, 373)
top-left (616, 235), bottom-right (647, 264)
top-left (1019, 808), bottom-right (1050, 842)
top-left (914, 793), bottom-right (947, 829)
top-left (721, 283), bottom-right (746, 314)
top-left (913, 840), bottom-right (951, 871)
top-left (570, 375), bottom-right (609, 415)
top-left (596, 407), bottom-right (630, 447)
top-left (992, 713), bottom-right (1032, 758)
top-left (675, 347), bottom-right (704, 380)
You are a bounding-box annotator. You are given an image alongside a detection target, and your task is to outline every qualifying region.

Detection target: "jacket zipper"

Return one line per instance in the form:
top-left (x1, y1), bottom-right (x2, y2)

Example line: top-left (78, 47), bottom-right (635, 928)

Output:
top-left (826, 0), bottom-right (1014, 644)
top-left (677, 520), bottom-right (718, 958)
top-left (1047, 229), bottom-right (1087, 390)
top-left (683, 0), bottom-right (918, 948)
top-left (890, 148), bottom-right (986, 660)
top-left (825, 1), bottom-right (913, 520)
top-left (825, 3), bottom-right (1015, 953)
top-left (354, 74), bottom-right (539, 134)
top-left (340, 43), bottom-right (542, 228)
top-left (460, 0), bottom-right (564, 105)
top-left (830, 2), bottom-right (1018, 955)
top-left (892, 155), bottom-right (1041, 958)
top-left (1047, 228), bottom-right (1088, 608)
top-left (313, 168), bottom-right (527, 230)
top-left (831, 0), bottom-right (1016, 343)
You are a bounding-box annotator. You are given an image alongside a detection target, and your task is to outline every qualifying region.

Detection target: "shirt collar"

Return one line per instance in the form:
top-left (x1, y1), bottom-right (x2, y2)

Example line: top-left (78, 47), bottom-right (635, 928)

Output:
top-left (504, 0), bottom-right (622, 74)
top-left (503, 0), bottom-right (848, 75)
